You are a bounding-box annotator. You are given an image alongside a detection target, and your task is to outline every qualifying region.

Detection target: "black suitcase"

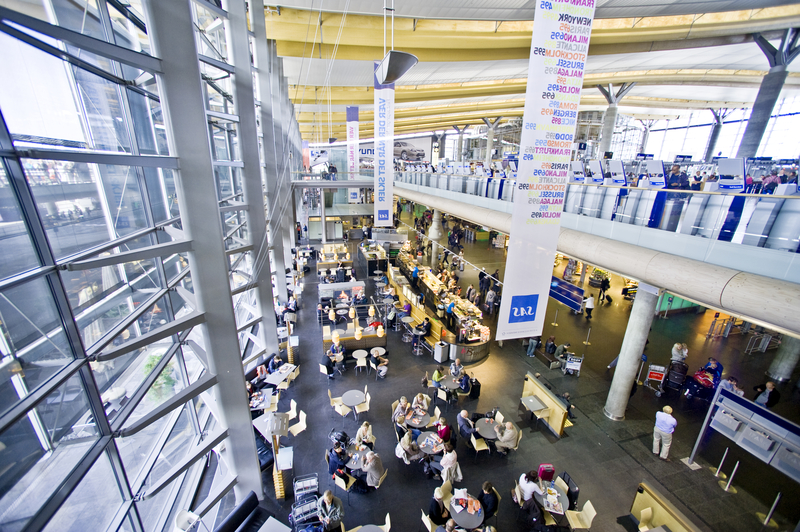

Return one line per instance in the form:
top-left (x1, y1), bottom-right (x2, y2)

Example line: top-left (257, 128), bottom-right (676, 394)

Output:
top-left (469, 378), bottom-right (481, 399)
top-left (559, 471), bottom-right (579, 510)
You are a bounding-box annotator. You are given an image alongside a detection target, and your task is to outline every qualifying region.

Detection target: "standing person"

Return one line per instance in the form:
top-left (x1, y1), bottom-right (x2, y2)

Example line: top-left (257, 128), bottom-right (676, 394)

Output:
top-left (582, 294), bottom-right (595, 319)
top-left (753, 382), bottom-right (780, 408)
top-left (316, 490), bottom-right (344, 531)
top-left (671, 343), bottom-right (688, 363)
top-left (485, 287), bottom-right (496, 316)
top-left (412, 264), bottom-right (419, 289)
top-left (526, 336), bottom-right (541, 357)
top-left (599, 277), bottom-right (611, 302)
top-left (653, 406), bottom-right (677, 461)
top-left (666, 164), bottom-right (688, 190)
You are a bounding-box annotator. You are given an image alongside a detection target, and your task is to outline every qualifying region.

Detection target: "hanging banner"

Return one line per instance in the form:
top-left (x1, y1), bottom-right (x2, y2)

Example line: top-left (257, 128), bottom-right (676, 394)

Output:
top-left (373, 62), bottom-right (394, 226)
top-left (346, 106), bottom-right (360, 203)
top-left (496, 0), bottom-right (596, 340)
top-left (302, 140), bottom-right (310, 171)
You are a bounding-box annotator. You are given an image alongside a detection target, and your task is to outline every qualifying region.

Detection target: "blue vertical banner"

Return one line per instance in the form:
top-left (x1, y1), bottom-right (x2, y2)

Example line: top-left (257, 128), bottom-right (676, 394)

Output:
top-left (496, 0), bottom-right (596, 340)
top-left (373, 62), bottom-right (394, 226)
top-left (346, 106), bottom-right (360, 203)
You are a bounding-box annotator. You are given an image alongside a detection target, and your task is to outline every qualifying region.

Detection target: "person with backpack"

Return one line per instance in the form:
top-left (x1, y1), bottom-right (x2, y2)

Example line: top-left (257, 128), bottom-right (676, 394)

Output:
top-left (599, 277), bottom-right (611, 302)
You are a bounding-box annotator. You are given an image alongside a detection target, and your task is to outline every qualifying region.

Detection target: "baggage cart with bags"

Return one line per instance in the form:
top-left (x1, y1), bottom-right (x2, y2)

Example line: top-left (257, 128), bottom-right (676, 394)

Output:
top-left (644, 364), bottom-right (667, 397)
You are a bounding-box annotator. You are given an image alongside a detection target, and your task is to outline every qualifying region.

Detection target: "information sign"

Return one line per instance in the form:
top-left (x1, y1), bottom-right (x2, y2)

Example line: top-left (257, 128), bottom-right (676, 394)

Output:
top-left (373, 63), bottom-right (394, 226)
top-left (549, 276), bottom-right (584, 312)
top-left (496, 0), bottom-right (596, 340)
top-left (346, 106), bottom-right (360, 203)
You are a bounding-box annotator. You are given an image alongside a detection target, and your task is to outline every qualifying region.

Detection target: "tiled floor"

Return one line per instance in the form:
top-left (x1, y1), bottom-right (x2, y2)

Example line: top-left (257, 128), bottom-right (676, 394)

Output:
top-left (247, 207), bottom-right (799, 532)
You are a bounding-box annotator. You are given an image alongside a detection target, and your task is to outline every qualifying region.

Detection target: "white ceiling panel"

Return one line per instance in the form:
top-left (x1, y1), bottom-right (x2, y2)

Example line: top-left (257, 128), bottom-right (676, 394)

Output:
top-left (272, 0), bottom-right (799, 20)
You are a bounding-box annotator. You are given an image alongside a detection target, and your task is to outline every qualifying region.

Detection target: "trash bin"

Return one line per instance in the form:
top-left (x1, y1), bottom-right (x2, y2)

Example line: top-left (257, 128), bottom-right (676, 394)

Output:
top-left (434, 342), bottom-right (447, 363)
top-left (437, 304), bottom-right (445, 318)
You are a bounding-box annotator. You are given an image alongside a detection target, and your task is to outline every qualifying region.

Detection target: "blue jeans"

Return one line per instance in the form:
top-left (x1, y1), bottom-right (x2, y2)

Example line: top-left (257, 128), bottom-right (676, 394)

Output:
top-left (527, 341), bottom-right (536, 357)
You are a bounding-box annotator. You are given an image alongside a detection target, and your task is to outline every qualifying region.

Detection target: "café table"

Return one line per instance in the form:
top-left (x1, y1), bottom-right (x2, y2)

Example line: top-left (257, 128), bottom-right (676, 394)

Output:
top-left (417, 431), bottom-right (444, 454)
top-left (370, 347), bottom-right (386, 357)
top-left (352, 349), bottom-right (368, 360)
top-left (412, 329), bottom-right (426, 355)
top-left (346, 448), bottom-right (368, 470)
top-left (376, 282), bottom-right (386, 289)
top-left (449, 494), bottom-right (483, 530)
top-left (342, 389), bottom-right (366, 420)
top-left (475, 418), bottom-right (500, 439)
top-left (405, 409), bottom-right (430, 429)
top-left (264, 364), bottom-right (296, 387)
top-left (520, 395), bottom-right (547, 420)
top-left (440, 376), bottom-right (461, 391)
top-left (535, 483), bottom-right (569, 516)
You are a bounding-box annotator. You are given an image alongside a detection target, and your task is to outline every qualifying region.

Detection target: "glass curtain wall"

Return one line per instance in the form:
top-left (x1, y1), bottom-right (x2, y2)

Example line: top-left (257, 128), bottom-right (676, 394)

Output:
top-left (0, 0), bottom-right (298, 530)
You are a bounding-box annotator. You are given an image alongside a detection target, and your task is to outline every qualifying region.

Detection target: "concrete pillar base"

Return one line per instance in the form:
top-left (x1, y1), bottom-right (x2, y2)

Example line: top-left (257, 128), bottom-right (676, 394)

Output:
top-left (603, 407), bottom-right (625, 421)
top-left (429, 209), bottom-right (443, 240)
top-left (766, 335), bottom-right (800, 382)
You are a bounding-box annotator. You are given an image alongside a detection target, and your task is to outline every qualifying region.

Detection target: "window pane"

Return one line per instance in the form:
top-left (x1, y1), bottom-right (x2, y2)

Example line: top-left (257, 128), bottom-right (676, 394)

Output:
top-left (71, 66), bottom-right (132, 153)
top-left (0, 161), bottom-right (40, 278)
top-left (0, 276), bottom-right (73, 418)
top-left (40, 451), bottom-right (122, 532)
top-left (0, 374), bottom-right (98, 532)
top-left (115, 409), bottom-right (172, 485)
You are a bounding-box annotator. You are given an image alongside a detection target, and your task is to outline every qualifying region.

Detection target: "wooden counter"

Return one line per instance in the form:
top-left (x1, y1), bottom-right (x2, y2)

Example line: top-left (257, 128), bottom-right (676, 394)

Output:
top-left (522, 371), bottom-right (568, 438)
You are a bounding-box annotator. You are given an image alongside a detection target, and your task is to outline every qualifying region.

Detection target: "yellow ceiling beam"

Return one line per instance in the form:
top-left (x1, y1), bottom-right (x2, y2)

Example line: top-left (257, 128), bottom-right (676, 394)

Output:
top-left (266, 6), bottom-right (800, 60)
top-left (297, 105), bottom-right (526, 124)
top-left (296, 99), bottom-right (526, 122)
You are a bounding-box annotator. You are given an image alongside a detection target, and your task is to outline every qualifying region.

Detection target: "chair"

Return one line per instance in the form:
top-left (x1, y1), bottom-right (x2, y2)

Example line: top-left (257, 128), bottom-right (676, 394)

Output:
top-left (324, 451), bottom-right (332, 485)
top-left (334, 471), bottom-right (357, 505)
top-left (565, 500), bottom-right (596, 531)
top-left (422, 393), bottom-right (432, 406)
top-left (390, 400), bottom-right (399, 422)
top-left (420, 509), bottom-right (434, 532)
top-left (328, 389), bottom-right (343, 408)
top-left (378, 512), bottom-right (390, 531)
top-left (264, 391), bottom-right (280, 413)
top-left (510, 430), bottom-right (523, 455)
top-left (512, 481), bottom-right (525, 520)
top-left (356, 357), bottom-right (368, 374)
top-left (495, 411), bottom-right (505, 424)
top-left (491, 487), bottom-right (502, 526)
top-left (287, 399), bottom-right (298, 421)
top-left (320, 363), bottom-right (331, 380)
top-left (638, 507), bottom-right (653, 531)
top-left (440, 480), bottom-right (453, 507)
top-left (375, 468), bottom-right (389, 489)
top-left (370, 360), bottom-right (379, 379)
top-left (470, 433), bottom-right (490, 461)
top-left (335, 403), bottom-right (352, 419)
top-left (426, 406), bottom-right (441, 428)
top-left (543, 510), bottom-right (558, 527)
top-left (288, 411), bottom-right (307, 437)
top-left (355, 393), bottom-right (371, 420)
top-left (555, 476), bottom-right (569, 495)
top-left (436, 388), bottom-right (449, 411)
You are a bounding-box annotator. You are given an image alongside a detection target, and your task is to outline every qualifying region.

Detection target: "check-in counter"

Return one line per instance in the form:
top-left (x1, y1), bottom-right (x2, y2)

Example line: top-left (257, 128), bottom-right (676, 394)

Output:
top-left (629, 481), bottom-right (703, 532)
top-left (322, 328), bottom-right (387, 352)
top-left (522, 371), bottom-right (568, 437)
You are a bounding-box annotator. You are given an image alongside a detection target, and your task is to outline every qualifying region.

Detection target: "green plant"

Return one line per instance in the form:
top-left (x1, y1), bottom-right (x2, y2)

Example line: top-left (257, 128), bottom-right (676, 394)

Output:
top-left (143, 354), bottom-right (177, 401)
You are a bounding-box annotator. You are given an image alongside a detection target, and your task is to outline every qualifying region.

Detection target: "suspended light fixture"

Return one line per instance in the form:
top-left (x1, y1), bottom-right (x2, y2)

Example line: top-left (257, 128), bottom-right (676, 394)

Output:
top-left (374, 0), bottom-right (418, 85)
top-left (354, 327), bottom-right (363, 340)
top-left (377, 325), bottom-right (385, 338)
top-left (329, 309), bottom-right (336, 322)
top-left (369, 306), bottom-right (376, 317)
top-left (349, 307), bottom-right (356, 319)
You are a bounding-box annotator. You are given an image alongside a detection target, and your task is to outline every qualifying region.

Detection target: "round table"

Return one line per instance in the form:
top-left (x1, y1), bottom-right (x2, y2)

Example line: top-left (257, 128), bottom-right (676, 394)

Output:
top-left (373, 270), bottom-right (383, 275)
top-left (336, 303), bottom-right (349, 308)
top-left (370, 347), bottom-right (386, 357)
top-left (355, 526), bottom-right (382, 532)
top-left (401, 316), bottom-right (415, 325)
top-left (336, 309), bottom-right (349, 316)
top-left (376, 282), bottom-right (386, 288)
top-left (412, 329), bottom-right (426, 355)
top-left (534, 484), bottom-right (569, 516)
top-left (449, 497), bottom-right (483, 530)
top-left (346, 449), bottom-right (367, 470)
top-left (475, 418), bottom-right (500, 439)
top-left (417, 431), bottom-right (443, 454)
top-left (383, 298), bottom-right (394, 305)
top-left (342, 390), bottom-right (366, 409)
top-left (352, 350), bottom-right (368, 360)
top-left (441, 376), bottom-right (461, 391)
top-left (276, 327), bottom-right (288, 339)
top-left (405, 409), bottom-right (430, 429)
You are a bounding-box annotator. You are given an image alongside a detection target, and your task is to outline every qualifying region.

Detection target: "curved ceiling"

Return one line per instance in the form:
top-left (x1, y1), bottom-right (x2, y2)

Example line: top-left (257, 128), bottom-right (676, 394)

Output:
top-left (270, 0), bottom-right (800, 20)
top-left (264, 4), bottom-right (800, 140)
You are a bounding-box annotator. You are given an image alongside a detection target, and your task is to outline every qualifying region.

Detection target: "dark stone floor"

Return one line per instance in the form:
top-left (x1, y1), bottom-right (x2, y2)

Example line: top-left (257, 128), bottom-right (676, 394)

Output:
top-left (243, 207), bottom-right (800, 532)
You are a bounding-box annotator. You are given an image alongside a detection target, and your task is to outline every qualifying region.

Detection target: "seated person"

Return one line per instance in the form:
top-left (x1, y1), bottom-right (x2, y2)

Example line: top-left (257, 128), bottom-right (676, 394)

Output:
top-left (394, 413), bottom-right (409, 441)
top-left (412, 393), bottom-right (430, 411)
top-left (429, 443), bottom-right (457, 480)
top-left (282, 297), bottom-right (297, 316)
top-left (399, 430), bottom-right (425, 462)
top-left (398, 302), bottom-right (412, 318)
top-left (268, 354), bottom-right (285, 374)
top-left (328, 342), bottom-right (346, 371)
top-left (449, 358), bottom-right (464, 378)
top-left (493, 421), bottom-right (518, 455)
top-left (434, 520), bottom-right (460, 532)
top-left (379, 273), bottom-right (388, 284)
top-left (357, 451), bottom-right (385, 489)
top-left (412, 317), bottom-right (432, 349)
top-left (457, 410), bottom-right (478, 441)
top-left (558, 392), bottom-right (577, 419)
top-left (519, 471), bottom-right (543, 502)
top-left (393, 396), bottom-right (411, 421)
top-left (429, 487), bottom-right (450, 526)
top-left (321, 351), bottom-right (336, 379)
top-left (370, 352), bottom-right (388, 379)
top-left (434, 417), bottom-right (451, 442)
top-left (720, 376), bottom-right (744, 396)
top-left (477, 481), bottom-right (499, 522)
top-left (355, 421), bottom-right (376, 450)
top-left (328, 441), bottom-right (349, 477)
top-left (554, 342), bottom-right (571, 362)
top-left (431, 365), bottom-right (446, 388)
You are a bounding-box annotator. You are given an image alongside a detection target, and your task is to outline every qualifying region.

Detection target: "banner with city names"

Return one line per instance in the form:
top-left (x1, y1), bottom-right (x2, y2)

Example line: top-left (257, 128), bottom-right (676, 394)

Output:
top-left (496, 0), bottom-right (596, 340)
top-left (346, 106), bottom-right (360, 203)
top-left (373, 63), bottom-right (394, 226)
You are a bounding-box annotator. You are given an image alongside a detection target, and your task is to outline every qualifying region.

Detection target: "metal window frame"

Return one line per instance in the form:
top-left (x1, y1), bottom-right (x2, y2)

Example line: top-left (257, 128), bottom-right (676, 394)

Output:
top-left (96, 311), bottom-right (206, 361)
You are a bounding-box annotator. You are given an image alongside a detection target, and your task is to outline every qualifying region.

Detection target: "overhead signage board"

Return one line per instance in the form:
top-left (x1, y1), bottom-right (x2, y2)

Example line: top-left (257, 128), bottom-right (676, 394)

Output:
top-left (373, 63), bottom-right (394, 226)
top-left (346, 106), bottom-right (360, 203)
top-left (549, 276), bottom-right (584, 312)
top-left (495, 0), bottom-right (596, 341)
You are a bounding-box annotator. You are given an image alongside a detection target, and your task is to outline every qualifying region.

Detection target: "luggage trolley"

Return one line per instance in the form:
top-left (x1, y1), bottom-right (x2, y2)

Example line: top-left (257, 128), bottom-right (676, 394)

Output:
top-left (290, 496), bottom-right (320, 530)
top-left (561, 354), bottom-right (583, 377)
top-left (644, 364), bottom-right (667, 397)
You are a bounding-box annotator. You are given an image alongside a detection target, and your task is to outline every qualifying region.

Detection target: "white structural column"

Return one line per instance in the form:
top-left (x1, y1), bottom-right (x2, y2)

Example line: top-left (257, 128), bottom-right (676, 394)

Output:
top-left (603, 283), bottom-right (659, 420)
top-left (320, 190), bottom-right (327, 243)
top-left (452, 125), bottom-right (468, 163)
top-left (596, 83), bottom-right (636, 155)
top-left (143, 0), bottom-right (261, 498)
top-left (429, 208), bottom-right (443, 240)
top-left (482, 117), bottom-right (502, 168)
top-left (280, 68), bottom-right (296, 268)
top-left (229, 0), bottom-right (280, 356)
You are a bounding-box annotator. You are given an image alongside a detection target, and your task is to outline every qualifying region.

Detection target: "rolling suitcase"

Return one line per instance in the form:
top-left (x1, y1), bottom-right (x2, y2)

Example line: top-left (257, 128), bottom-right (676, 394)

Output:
top-left (469, 378), bottom-right (481, 399)
top-left (559, 471), bottom-right (579, 510)
top-left (538, 463), bottom-right (555, 483)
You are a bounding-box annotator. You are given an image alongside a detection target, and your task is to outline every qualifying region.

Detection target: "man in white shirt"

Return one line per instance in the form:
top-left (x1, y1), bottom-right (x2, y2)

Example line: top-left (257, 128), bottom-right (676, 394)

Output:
top-left (653, 406), bottom-right (678, 461)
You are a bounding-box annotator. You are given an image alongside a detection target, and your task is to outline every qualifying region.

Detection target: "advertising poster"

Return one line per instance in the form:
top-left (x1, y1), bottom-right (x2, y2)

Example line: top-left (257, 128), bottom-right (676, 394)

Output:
top-left (346, 106), bottom-right (360, 203)
top-left (496, 0), bottom-right (596, 340)
top-left (358, 137), bottom-right (431, 163)
top-left (302, 140), bottom-right (310, 170)
top-left (373, 62), bottom-right (394, 226)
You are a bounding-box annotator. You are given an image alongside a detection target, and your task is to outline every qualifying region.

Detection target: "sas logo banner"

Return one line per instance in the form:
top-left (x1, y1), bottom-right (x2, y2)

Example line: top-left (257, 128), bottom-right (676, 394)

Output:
top-left (508, 294), bottom-right (539, 323)
top-left (377, 209), bottom-right (389, 221)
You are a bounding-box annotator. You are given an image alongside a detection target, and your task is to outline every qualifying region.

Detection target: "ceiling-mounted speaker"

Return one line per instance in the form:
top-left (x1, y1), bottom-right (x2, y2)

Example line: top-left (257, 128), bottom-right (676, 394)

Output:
top-left (374, 50), bottom-right (419, 85)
